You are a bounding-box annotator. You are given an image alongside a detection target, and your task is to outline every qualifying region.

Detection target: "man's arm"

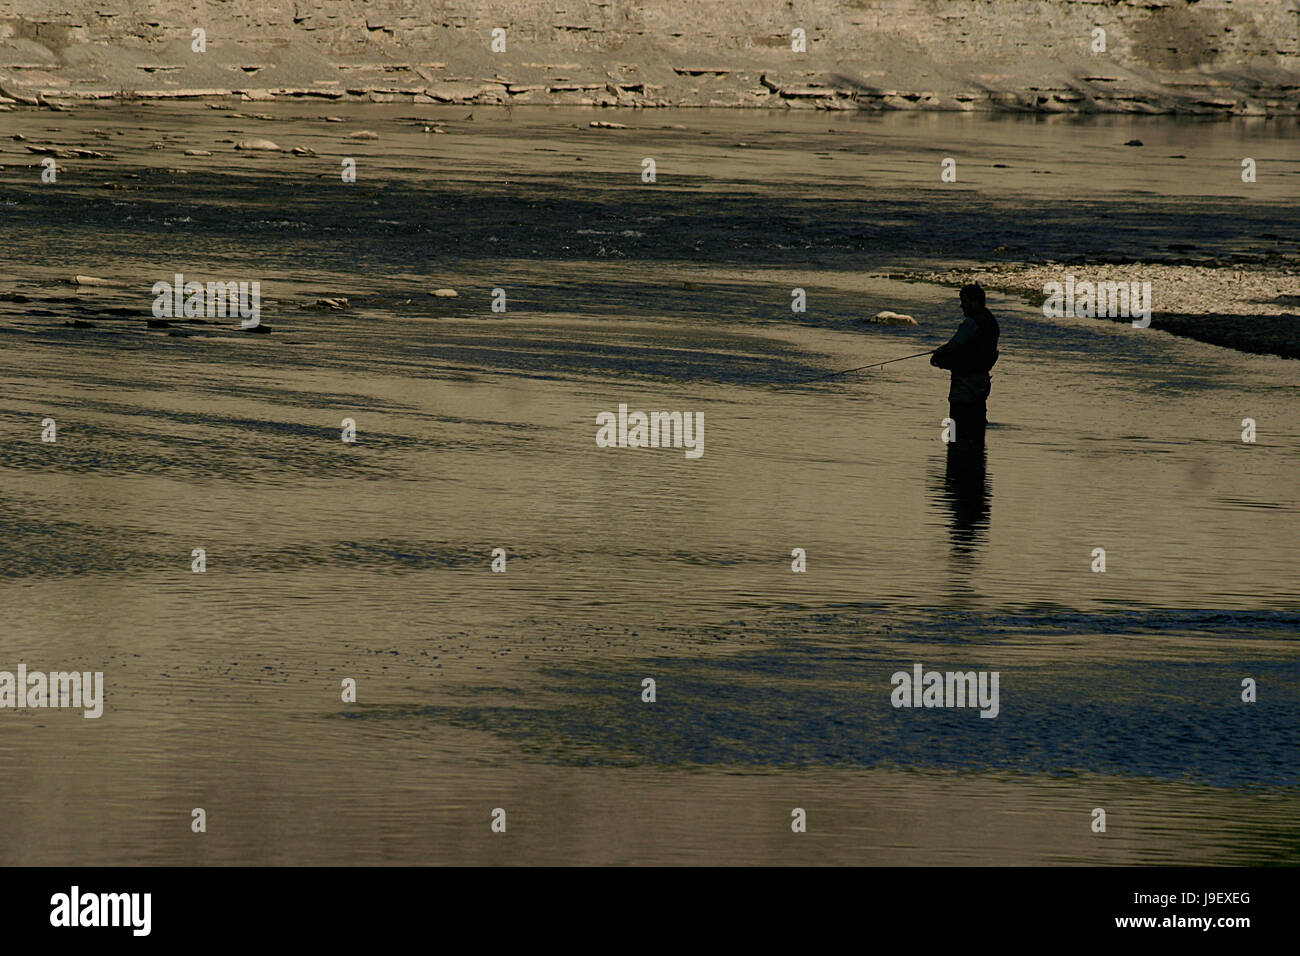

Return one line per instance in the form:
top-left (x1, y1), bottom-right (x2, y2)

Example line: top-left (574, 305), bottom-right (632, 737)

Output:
top-left (930, 317), bottom-right (976, 369)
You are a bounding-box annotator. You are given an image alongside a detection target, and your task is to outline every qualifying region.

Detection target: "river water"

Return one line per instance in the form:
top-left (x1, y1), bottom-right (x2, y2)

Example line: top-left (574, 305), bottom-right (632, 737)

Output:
top-left (0, 104), bottom-right (1297, 864)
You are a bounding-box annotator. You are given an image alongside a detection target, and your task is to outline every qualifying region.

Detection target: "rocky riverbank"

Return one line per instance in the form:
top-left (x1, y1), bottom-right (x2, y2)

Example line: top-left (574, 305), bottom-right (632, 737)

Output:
top-left (913, 263), bottom-right (1300, 360)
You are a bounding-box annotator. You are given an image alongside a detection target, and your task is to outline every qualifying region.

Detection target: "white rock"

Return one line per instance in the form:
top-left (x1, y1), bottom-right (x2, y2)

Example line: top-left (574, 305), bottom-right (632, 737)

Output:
top-left (871, 310), bottom-right (918, 325)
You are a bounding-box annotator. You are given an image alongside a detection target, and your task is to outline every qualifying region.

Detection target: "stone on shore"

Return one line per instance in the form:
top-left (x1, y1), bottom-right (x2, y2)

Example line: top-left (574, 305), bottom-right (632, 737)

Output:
top-left (25, 146), bottom-right (107, 158)
top-left (871, 310), bottom-right (918, 325)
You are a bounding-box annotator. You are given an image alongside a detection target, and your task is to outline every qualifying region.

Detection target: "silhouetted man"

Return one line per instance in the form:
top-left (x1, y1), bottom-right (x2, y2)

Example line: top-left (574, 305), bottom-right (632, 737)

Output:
top-left (930, 283), bottom-right (1000, 443)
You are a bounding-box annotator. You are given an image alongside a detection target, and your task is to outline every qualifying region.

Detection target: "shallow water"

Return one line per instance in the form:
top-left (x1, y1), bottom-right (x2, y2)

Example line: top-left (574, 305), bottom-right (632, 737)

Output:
top-left (0, 105), bottom-right (1297, 864)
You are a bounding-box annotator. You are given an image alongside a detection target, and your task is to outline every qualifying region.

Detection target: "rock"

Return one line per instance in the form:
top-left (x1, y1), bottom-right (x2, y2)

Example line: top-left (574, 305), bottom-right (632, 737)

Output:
top-left (139, 89), bottom-right (237, 100)
top-left (277, 88), bottom-right (345, 99)
top-left (250, 113), bottom-right (274, 120)
top-left (590, 120), bottom-right (629, 129)
top-left (0, 82), bottom-right (40, 106)
top-left (301, 297), bottom-right (349, 310)
top-left (871, 310), bottom-right (918, 326)
top-left (349, 130), bottom-right (380, 140)
top-left (780, 87), bottom-right (838, 99)
top-left (426, 82), bottom-right (482, 102)
top-left (235, 138), bottom-right (281, 151)
top-left (1123, 139), bottom-right (1144, 146)
top-left (430, 289), bottom-right (458, 297)
top-left (184, 149), bottom-right (213, 156)
top-left (72, 275), bottom-right (125, 287)
top-left (25, 146), bottom-right (107, 158)
top-left (324, 116), bottom-right (344, 122)
top-left (290, 146), bottom-right (316, 155)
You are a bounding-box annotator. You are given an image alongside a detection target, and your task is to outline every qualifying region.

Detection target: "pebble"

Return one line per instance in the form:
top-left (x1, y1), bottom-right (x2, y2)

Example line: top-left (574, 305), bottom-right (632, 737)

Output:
top-left (430, 289), bottom-right (458, 297)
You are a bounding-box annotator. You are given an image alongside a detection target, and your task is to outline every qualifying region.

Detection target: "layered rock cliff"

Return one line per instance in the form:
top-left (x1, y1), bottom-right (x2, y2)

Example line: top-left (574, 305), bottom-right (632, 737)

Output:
top-left (1, 0), bottom-right (1297, 112)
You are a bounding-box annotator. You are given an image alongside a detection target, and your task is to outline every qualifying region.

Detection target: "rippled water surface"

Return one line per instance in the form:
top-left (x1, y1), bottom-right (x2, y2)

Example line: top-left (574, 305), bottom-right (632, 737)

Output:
top-left (0, 105), bottom-right (1297, 864)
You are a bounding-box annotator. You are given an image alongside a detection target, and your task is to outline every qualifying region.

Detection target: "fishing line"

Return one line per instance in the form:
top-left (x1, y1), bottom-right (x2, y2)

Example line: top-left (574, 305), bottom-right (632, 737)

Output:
top-left (778, 349), bottom-right (936, 388)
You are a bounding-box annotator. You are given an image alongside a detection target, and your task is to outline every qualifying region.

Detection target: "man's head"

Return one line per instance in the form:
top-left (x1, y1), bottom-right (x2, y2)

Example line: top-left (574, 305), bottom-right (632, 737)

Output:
top-left (960, 283), bottom-right (985, 317)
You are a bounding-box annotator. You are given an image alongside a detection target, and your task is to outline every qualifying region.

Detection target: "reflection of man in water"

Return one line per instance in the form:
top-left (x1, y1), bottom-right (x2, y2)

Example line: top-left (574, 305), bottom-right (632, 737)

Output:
top-left (942, 442), bottom-right (990, 554)
top-left (930, 283), bottom-right (1000, 444)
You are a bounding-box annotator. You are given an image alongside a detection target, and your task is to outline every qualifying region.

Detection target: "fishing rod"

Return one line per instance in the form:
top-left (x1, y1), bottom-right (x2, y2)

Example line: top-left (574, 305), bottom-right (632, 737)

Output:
top-left (779, 349), bottom-right (936, 388)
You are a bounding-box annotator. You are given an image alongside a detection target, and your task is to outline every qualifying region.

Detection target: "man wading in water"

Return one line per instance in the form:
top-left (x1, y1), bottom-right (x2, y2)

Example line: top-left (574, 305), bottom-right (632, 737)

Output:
top-left (931, 283), bottom-right (1000, 444)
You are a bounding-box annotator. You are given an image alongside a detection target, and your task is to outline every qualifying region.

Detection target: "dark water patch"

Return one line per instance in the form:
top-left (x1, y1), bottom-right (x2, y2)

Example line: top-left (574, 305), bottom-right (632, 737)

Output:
top-left (0, 501), bottom-right (163, 577)
top-left (238, 539), bottom-right (530, 573)
top-left (360, 653), bottom-right (1299, 786)
top-left (353, 329), bottom-right (813, 386)
top-left (0, 416), bottom-right (414, 482)
top-left (4, 162), bottom-right (1294, 274)
top-left (780, 605), bottom-right (1300, 643)
top-left (15, 397), bottom-right (535, 450)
